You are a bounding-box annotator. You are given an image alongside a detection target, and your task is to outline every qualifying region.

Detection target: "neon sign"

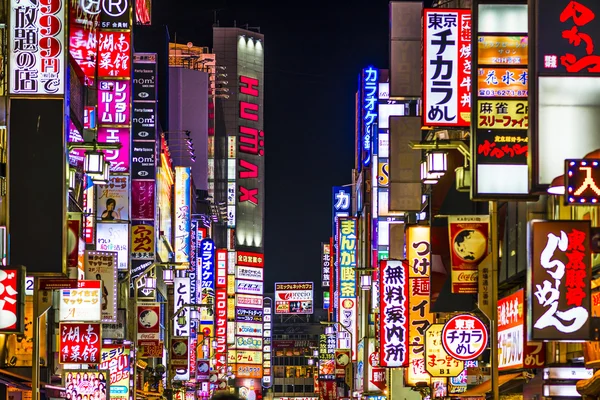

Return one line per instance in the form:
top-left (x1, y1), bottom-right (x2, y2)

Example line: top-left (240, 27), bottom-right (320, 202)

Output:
top-left (566, 159), bottom-right (600, 204)
top-left (362, 66), bottom-right (378, 167)
top-left (238, 75), bottom-right (263, 205)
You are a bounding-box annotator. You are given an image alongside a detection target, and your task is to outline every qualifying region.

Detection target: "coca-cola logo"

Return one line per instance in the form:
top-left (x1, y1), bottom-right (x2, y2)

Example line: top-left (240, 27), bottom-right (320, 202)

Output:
top-left (457, 272), bottom-right (477, 281)
top-left (138, 333), bottom-right (157, 339)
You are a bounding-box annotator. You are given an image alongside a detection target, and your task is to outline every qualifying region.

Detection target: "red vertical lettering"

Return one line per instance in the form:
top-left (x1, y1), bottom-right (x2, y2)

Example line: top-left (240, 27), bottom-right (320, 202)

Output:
top-left (239, 187), bottom-right (259, 205)
top-left (240, 76), bottom-right (259, 96)
top-left (239, 159), bottom-right (258, 178)
top-left (239, 126), bottom-right (264, 155)
top-left (240, 102), bottom-right (259, 121)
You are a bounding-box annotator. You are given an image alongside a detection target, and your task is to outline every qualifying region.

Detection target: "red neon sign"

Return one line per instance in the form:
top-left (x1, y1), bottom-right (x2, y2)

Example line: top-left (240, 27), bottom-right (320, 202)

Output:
top-left (238, 75), bottom-right (263, 205)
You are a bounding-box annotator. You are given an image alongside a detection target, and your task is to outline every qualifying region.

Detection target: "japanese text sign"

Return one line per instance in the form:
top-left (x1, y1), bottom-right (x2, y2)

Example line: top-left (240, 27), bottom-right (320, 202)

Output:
top-left (332, 186), bottom-right (351, 235)
top-left (100, 345), bottom-right (130, 400)
top-left (274, 282), bottom-right (313, 315)
top-left (478, 36), bottom-right (528, 66)
top-left (423, 9), bottom-right (472, 127)
top-left (64, 370), bottom-right (108, 400)
top-left (442, 314), bottom-right (488, 361)
top-left (215, 288), bottom-right (227, 368)
top-left (96, 176), bottom-right (130, 220)
top-left (337, 217), bottom-right (357, 299)
top-left (10, 0), bottom-right (65, 95)
top-left (236, 265), bottom-right (263, 281)
top-left (476, 130), bottom-right (528, 164)
top-left (98, 80), bottom-right (131, 126)
top-left (97, 31), bottom-right (131, 78)
top-left (361, 66), bottom-right (378, 167)
top-left (425, 324), bottom-right (464, 377)
top-left (98, 128), bottom-right (131, 173)
top-left (84, 251), bottom-right (118, 322)
top-left (566, 159), bottom-right (600, 204)
top-left (537, 0), bottom-right (600, 75)
top-left (174, 277), bottom-right (191, 337)
top-left (448, 215), bottom-right (489, 294)
top-left (59, 322), bottom-right (101, 364)
top-left (100, 0), bottom-right (131, 30)
top-left (379, 260), bottom-right (409, 367)
top-left (131, 180), bottom-right (155, 220)
top-left (236, 279), bottom-right (263, 295)
top-left (406, 345), bottom-right (431, 386)
top-left (133, 58), bottom-right (157, 101)
top-left (200, 237), bottom-right (215, 316)
top-left (528, 220), bottom-right (591, 341)
top-left (319, 334), bottom-right (335, 380)
top-left (0, 267), bottom-right (24, 333)
top-left (477, 100), bottom-right (528, 129)
top-left (477, 68), bottom-right (528, 98)
top-left (131, 222), bottom-right (155, 260)
top-left (236, 251), bottom-right (264, 267)
top-left (69, 8), bottom-right (98, 85)
top-left (96, 222), bottom-right (129, 270)
top-left (60, 280), bottom-right (102, 321)
top-left (174, 167), bottom-right (191, 263)
top-left (498, 290), bottom-right (524, 370)
top-left (322, 243), bottom-right (331, 288)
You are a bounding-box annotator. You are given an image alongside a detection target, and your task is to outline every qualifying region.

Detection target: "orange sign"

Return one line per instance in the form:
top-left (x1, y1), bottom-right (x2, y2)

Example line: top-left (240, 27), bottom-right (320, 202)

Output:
top-left (235, 363), bottom-right (263, 378)
top-left (477, 68), bottom-right (528, 98)
top-left (478, 36), bottom-right (528, 65)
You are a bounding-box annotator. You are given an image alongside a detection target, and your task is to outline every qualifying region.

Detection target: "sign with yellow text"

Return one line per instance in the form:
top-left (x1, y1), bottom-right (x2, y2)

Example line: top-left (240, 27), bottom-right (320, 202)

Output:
top-left (425, 324), bottom-right (464, 377)
top-left (477, 36), bottom-right (528, 65)
top-left (477, 100), bottom-right (528, 130)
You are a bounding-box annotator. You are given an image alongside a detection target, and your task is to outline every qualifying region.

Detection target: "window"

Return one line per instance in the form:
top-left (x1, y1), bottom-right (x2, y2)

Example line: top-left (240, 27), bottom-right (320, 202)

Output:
top-left (295, 385), bottom-right (304, 393)
top-left (305, 385), bottom-right (314, 393)
top-left (274, 385), bottom-right (283, 393)
top-left (274, 366), bottom-right (284, 378)
top-left (286, 385), bottom-right (294, 393)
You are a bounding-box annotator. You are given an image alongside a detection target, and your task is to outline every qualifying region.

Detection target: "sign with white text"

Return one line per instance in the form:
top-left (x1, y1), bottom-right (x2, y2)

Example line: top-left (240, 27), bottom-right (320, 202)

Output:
top-left (442, 314), bottom-right (488, 361)
top-left (379, 260), bottom-right (409, 367)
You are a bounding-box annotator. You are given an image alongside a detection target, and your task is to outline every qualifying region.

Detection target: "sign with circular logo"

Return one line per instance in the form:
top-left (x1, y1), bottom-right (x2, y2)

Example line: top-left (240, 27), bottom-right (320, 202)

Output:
top-left (442, 314), bottom-right (488, 361)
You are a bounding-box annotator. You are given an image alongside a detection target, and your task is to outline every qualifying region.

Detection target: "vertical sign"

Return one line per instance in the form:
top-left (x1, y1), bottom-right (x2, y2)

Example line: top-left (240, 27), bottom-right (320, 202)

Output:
top-left (337, 217), bottom-right (357, 360)
top-left (215, 249), bottom-right (228, 368)
top-left (423, 9), bottom-right (472, 126)
top-left (448, 215), bottom-right (489, 294)
top-left (189, 221), bottom-right (198, 381)
top-left (174, 277), bottom-right (191, 337)
top-left (528, 220), bottom-right (591, 341)
top-left (379, 260), bottom-right (409, 367)
top-left (498, 290), bottom-right (524, 371)
top-left (361, 66), bottom-right (378, 168)
top-left (406, 226), bottom-right (433, 386)
top-left (100, 345), bottom-right (131, 400)
top-left (0, 267), bottom-right (24, 333)
top-left (84, 251), bottom-right (118, 322)
top-left (321, 243), bottom-right (331, 288)
top-left (262, 297), bottom-right (273, 389)
top-left (9, 0), bottom-right (66, 95)
top-left (200, 238), bottom-right (215, 327)
top-left (174, 167), bottom-right (191, 263)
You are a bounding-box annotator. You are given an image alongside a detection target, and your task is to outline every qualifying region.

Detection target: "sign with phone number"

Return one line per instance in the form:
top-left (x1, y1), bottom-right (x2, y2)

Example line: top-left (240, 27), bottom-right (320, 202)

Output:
top-left (477, 100), bottom-right (528, 130)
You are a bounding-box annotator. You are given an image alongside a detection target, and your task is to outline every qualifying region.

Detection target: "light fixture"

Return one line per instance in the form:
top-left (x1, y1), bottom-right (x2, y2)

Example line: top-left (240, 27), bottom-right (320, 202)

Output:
top-left (84, 150), bottom-right (105, 177)
top-left (325, 326), bottom-right (335, 335)
top-left (91, 161), bottom-right (110, 185)
top-left (202, 345), bottom-right (209, 354)
top-left (145, 276), bottom-right (156, 289)
top-left (68, 167), bottom-right (77, 192)
top-left (212, 339), bottom-right (218, 349)
top-left (547, 174), bottom-right (565, 195)
top-left (163, 269), bottom-right (174, 283)
top-left (190, 308), bottom-right (199, 321)
top-left (427, 150), bottom-right (448, 175)
top-left (421, 161), bottom-right (439, 185)
top-left (360, 275), bottom-right (372, 290)
top-left (177, 314), bottom-right (186, 327)
top-left (307, 358), bottom-right (314, 366)
top-left (313, 349), bottom-right (319, 357)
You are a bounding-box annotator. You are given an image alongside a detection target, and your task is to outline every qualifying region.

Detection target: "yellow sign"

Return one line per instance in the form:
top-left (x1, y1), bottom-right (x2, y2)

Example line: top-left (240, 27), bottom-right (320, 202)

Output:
top-left (405, 344), bottom-right (431, 386)
top-left (227, 298), bottom-right (235, 320)
top-left (477, 36), bottom-right (528, 65)
top-left (228, 350), bottom-right (263, 364)
top-left (477, 100), bottom-right (528, 130)
top-left (131, 223), bottom-right (155, 259)
top-left (378, 162), bottom-right (389, 187)
top-left (227, 274), bottom-right (235, 295)
top-left (425, 324), bottom-right (464, 377)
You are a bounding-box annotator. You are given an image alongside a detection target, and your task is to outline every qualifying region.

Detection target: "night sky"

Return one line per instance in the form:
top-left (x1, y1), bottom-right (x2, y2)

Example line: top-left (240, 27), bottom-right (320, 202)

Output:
top-left (156, 1), bottom-right (391, 293)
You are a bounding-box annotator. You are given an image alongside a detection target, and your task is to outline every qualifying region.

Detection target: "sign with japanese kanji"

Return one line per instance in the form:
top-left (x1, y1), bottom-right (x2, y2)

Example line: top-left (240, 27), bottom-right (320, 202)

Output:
top-left (319, 333), bottom-right (335, 380)
top-left (498, 290), bottom-right (524, 370)
top-left (274, 282), bottom-right (314, 314)
top-left (337, 216), bottom-right (357, 354)
top-left (236, 251), bottom-right (265, 267)
top-left (60, 280), bottom-right (102, 321)
top-left (379, 260), bottom-right (409, 367)
top-left (59, 323), bottom-right (101, 364)
top-left (321, 243), bottom-right (331, 288)
top-left (171, 337), bottom-right (189, 365)
top-left (98, 80), bottom-right (131, 126)
top-left (477, 68), bottom-right (528, 97)
top-left (529, 220), bottom-right (591, 340)
top-left (477, 100), bottom-right (528, 129)
top-left (425, 324), bottom-right (464, 377)
top-left (84, 251), bottom-right (118, 322)
top-left (478, 36), bottom-right (528, 66)
top-left (423, 9), bottom-right (472, 127)
top-left (442, 314), bottom-right (488, 361)
top-left (9, 0), bottom-right (66, 95)
top-left (96, 176), bottom-right (130, 220)
top-left (537, 0), bottom-right (600, 76)
top-left (64, 370), bottom-right (109, 400)
top-left (0, 267), bottom-right (24, 333)
top-left (566, 159), bottom-right (600, 205)
top-left (97, 31), bottom-right (131, 78)
top-left (131, 222), bottom-right (155, 259)
top-left (448, 215), bottom-right (489, 294)
top-left (475, 130), bottom-right (528, 164)
top-left (100, 345), bottom-right (130, 400)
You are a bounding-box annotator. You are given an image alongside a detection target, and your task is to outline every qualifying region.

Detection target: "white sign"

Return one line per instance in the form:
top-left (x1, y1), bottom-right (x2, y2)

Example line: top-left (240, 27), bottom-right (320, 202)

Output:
top-left (84, 251), bottom-right (118, 323)
top-left (236, 321), bottom-right (263, 337)
top-left (236, 294), bottom-right (263, 309)
top-left (174, 277), bottom-right (191, 336)
top-left (96, 222), bottom-right (129, 270)
top-left (25, 276), bottom-right (34, 296)
top-left (9, 0), bottom-right (66, 95)
top-left (235, 279), bottom-right (263, 295)
top-left (60, 281), bottom-right (102, 321)
top-left (236, 265), bottom-right (263, 281)
top-left (236, 336), bottom-right (263, 350)
top-left (338, 297), bottom-right (357, 360)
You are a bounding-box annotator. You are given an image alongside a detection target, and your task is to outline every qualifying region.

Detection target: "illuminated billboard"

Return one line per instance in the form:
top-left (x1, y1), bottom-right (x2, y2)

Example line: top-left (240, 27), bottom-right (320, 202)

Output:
top-left (174, 167), bottom-right (191, 263)
top-left (379, 260), bottom-right (409, 368)
top-left (274, 282), bottom-right (313, 315)
top-left (96, 222), bottom-right (129, 270)
top-left (64, 370), bottom-right (109, 400)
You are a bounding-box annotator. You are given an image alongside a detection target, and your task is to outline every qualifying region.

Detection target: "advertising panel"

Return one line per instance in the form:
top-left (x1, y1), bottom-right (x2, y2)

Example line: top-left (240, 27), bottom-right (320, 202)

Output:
top-left (98, 80), bottom-right (131, 126)
top-left (337, 217), bottom-right (357, 356)
top-left (236, 279), bottom-right (263, 295)
top-left (236, 308), bottom-right (263, 323)
top-left (498, 290), bottom-right (524, 370)
top-left (133, 59), bottom-right (157, 101)
top-left (96, 223), bottom-right (129, 270)
top-left (98, 129), bottom-right (131, 173)
top-left (424, 324), bottom-right (464, 377)
top-left (137, 303), bottom-right (160, 342)
top-left (478, 36), bottom-right (528, 65)
top-left (528, 220), bottom-right (591, 341)
top-left (130, 260), bottom-right (155, 300)
top-left (423, 9), bottom-right (472, 127)
top-left (215, 289), bottom-right (227, 368)
top-left (237, 294), bottom-right (263, 309)
top-left (477, 67), bottom-right (528, 98)
top-left (69, 2), bottom-right (99, 85)
top-left (379, 260), bottom-right (409, 367)
top-left (406, 226), bottom-right (433, 386)
top-left (97, 176), bottom-right (130, 221)
top-left (0, 267), bottom-right (24, 332)
top-left (60, 281), bottom-right (102, 321)
top-left (236, 336), bottom-right (263, 350)
top-left (97, 31), bottom-right (131, 78)
top-left (236, 321), bottom-right (263, 337)
top-left (476, 100), bottom-right (528, 129)
top-left (64, 370), bottom-right (108, 400)
top-left (131, 222), bottom-right (155, 259)
top-left (361, 66), bottom-right (378, 167)
top-left (263, 297), bottom-right (273, 388)
top-left (441, 314), bottom-right (488, 361)
top-left (171, 337), bottom-right (189, 365)
top-left (156, 161), bottom-right (173, 262)
top-left (200, 239), bottom-right (215, 323)
top-left (566, 159), bottom-right (600, 204)
top-left (235, 364), bottom-right (263, 379)
top-left (100, 345), bottom-right (130, 400)
top-left (59, 322), bottom-right (101, 364)
top-left (132, 104), bottom-right (157, 141)
top-left (131, 180), bottom-right (155, 220)
top-left (9, 0), bottom-right (65, 95)
top-left (236, 251), bottom-right (265, 267)
top-left (321, 243), bottom-right (331, 288)
top-left (174, 167), bottom-right (191, 263)
top-left (84, 251), bottom-right (118, 322)
top-left (236, 266), bottom-right (263, 281)
top-left (274, 282), bottom-right (314, 314)
top-left (132, 142), bottom-right (157, 180)
top-left (173, 277), bottom-right (191, 337)
top-left (319, 334), bottom-right (335, 380)
top-left (448, 215), bottom-right (489, 293)
top-left (99, 0), bottom-right (131, 29)
top-left (228, 350), bottom-right (262, 364)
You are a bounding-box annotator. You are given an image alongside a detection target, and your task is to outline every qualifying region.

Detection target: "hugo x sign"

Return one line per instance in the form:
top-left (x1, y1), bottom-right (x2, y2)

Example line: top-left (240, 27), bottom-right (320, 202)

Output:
top-left (441, 314), bottom-right (488, 361)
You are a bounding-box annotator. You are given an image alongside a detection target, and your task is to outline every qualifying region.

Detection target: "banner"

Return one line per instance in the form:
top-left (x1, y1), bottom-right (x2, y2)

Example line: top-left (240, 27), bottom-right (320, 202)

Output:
top-left (448, 215), bottom-right (489, 294)
top-left (59, 323), bottom-right (101, 364)
top-left (379, 260), bottom-right (409, 367)
top-left (60, 281), bottom-right (102, 321)
top-left (84, 251), bottom-right (118, 322)
top-left (100, 345), bottom-right (130, 400)
top-left (498, 290), bottom-right (524, 370)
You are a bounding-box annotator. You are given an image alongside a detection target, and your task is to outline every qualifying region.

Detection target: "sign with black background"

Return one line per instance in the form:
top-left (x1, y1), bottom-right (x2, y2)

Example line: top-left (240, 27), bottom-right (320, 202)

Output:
top-left (131, 141), bottom-right (156, 180)
top-left (133, 62), bottom-right (157, 101)
top-left (133, 105), bottom-right (157, 141)
top-left (100, 0), bottom-right (131, 30)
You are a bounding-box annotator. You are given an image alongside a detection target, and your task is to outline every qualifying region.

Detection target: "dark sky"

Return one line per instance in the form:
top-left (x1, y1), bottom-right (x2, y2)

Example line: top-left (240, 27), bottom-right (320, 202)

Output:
top-left (156, 1), bottom-right (391, 293)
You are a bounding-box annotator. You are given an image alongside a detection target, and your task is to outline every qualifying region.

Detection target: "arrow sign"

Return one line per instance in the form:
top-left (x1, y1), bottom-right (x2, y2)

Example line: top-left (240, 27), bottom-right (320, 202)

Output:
top-left (370, 367), bottom-right (386, 391)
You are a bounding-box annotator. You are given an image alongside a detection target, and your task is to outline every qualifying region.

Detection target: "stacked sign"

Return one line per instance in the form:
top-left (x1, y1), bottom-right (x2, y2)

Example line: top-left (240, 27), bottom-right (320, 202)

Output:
top-left (361, 66), bottom-right (378, 168)
top-left (379, 260), bottom-right (409, 368)
top-left (472, 15), bottom-right (529, 197)
top-left (100, 344), bottom-right (131, 400)
top-left (199, 237), bottom-right (216, 342)
top-left (275, 282), bottom-right (314, 315)
top-left (332, 186), bottom-right (352, 318)
top-left (173, 275), bottom-right (191, 381)
top-left (262, 297), bottom-right (273, 389)
top-left (337, 217), bottom-right (357, 360)
top-left (215, 249), bottom-right (228, 369)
